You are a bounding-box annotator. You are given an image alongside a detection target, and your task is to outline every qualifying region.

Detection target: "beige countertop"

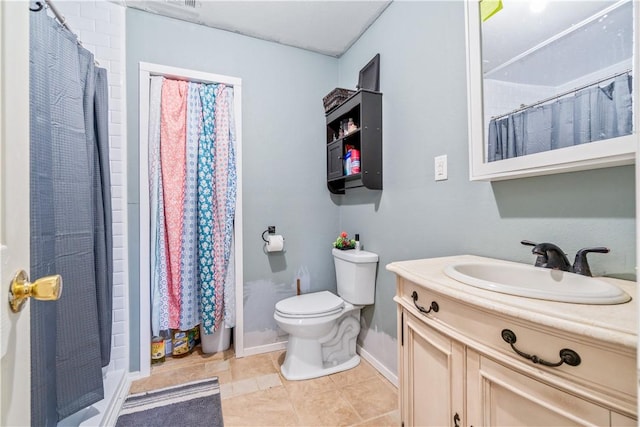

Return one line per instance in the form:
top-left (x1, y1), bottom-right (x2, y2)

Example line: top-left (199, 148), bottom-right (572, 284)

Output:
top-left (387, 254), bottom-right (637, 349)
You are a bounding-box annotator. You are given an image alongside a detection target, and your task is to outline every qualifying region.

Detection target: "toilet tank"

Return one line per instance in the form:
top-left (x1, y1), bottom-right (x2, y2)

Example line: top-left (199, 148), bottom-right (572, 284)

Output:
top-left (332, 248), bottom-right (378, 305)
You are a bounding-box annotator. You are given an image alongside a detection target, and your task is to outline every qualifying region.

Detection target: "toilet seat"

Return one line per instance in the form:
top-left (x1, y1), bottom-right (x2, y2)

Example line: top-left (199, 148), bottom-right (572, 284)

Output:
top-left (275, 291), bottom-right (344, 319)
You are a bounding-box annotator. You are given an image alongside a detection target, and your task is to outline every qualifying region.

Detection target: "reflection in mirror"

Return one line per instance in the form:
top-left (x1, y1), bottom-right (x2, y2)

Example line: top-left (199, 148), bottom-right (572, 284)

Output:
top-left (481, 0), bottom-right (633, 162)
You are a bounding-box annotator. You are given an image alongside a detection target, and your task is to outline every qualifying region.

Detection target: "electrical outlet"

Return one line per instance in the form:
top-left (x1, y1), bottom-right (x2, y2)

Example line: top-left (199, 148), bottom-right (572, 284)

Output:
top-left (435, 155), bottom-right (448, 181)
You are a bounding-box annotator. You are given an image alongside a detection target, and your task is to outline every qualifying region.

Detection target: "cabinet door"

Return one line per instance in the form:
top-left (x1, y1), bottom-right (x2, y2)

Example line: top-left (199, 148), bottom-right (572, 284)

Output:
top-left (327, 140), bottom-right (343, 180)
top-left (402, 311), bottom-right (465, 427)
top-left (611, 412), bottom-right (637, 427)
top-left (466, 351), bottom-right (610, 426)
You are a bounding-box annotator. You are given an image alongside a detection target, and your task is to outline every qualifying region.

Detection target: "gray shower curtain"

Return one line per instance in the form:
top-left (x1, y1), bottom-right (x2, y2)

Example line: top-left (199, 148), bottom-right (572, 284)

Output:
top-left (29, 7), bottom-right (113, 425)
top-left (487, 74), bottom-right (633, 162)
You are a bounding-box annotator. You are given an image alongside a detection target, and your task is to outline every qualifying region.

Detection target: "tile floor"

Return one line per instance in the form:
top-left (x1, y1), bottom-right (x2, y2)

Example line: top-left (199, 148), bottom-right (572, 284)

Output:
top-left (129, 347), bottom-right (400, 426)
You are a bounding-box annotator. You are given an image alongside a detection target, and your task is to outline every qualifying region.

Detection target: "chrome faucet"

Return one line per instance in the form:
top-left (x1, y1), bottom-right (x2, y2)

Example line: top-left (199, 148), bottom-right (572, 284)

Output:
top-left (521, 240), bottom-right (610, 276)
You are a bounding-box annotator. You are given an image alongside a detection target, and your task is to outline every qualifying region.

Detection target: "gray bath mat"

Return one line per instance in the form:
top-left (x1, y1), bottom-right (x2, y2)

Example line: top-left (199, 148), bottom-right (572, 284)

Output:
top-left (116, 377), bottom-right (223, 427)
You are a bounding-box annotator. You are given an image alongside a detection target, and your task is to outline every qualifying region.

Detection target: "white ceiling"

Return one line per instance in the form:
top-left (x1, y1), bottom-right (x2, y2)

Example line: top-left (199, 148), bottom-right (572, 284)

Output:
top-left (122, 0), bottom-right (633, 83)
top-left (123, 0), bottom-right (392, 57)
top-left (482, 0), bottom-right (633, 85)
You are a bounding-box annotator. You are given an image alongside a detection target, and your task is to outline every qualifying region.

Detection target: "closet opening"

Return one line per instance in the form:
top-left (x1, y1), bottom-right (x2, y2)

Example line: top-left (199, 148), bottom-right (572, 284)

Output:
top-left (138, 62), bottom-right (244, 377)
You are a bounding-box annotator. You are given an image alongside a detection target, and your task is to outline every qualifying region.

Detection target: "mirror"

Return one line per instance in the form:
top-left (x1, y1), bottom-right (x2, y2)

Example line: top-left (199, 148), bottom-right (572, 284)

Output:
top-left (465, 0), bottom-right (638, 181)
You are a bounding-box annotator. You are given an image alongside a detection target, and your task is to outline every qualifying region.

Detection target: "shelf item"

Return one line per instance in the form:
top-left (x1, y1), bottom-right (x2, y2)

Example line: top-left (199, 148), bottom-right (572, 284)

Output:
top-left (357, 53), bottom-right (380, 92)
top-left (323, 88), bottom-right (356, 114)
top-left (325, 89), bottom-right (382, 195)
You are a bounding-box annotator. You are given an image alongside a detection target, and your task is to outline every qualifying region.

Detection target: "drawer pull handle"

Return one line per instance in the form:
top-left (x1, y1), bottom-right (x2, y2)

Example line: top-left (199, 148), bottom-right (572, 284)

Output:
top-left (453, 412), bottom-right (460, 427)
top-left (411, 291), bottom-right (439, 314)
top-left (501, 329), bottom-right (581, 367)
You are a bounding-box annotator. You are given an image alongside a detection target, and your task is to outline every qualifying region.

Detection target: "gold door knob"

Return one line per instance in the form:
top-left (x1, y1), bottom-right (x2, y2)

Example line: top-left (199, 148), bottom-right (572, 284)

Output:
top-left (8, 270), bottom-right (62, 313)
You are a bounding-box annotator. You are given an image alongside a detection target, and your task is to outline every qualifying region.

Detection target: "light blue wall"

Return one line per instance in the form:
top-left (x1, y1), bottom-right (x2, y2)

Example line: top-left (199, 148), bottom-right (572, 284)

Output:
top-left (126, 9), bottom-right (340, 370)
top-left (337, 1), bottom-right (635, 371)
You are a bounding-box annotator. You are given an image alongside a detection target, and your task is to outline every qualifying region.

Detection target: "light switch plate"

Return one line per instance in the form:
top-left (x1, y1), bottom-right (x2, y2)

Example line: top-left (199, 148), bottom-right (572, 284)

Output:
top-left (435, 155), bottom-right (448, 181)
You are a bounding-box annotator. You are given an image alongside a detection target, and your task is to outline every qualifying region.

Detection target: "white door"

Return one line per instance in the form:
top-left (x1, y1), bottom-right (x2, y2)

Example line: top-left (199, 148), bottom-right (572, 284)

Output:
top-left (0, 2), bottom-right (31, 426)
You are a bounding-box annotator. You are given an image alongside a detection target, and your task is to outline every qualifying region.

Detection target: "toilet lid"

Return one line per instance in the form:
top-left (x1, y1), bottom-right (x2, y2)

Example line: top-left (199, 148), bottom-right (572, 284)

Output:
top-left (275, 291), bottom-right (344, 317)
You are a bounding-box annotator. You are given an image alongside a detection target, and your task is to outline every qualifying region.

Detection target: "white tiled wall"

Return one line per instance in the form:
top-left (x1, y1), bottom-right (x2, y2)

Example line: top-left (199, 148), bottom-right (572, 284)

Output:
top-left (53, 0), bottom-right (128, 373)
top-left (483, 79), bottom-right (556, 124)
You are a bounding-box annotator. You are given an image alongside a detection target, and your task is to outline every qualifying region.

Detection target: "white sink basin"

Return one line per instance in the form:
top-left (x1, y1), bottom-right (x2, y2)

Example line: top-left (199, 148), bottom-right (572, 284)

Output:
top-left (444, 262), bottom-right (631, 304)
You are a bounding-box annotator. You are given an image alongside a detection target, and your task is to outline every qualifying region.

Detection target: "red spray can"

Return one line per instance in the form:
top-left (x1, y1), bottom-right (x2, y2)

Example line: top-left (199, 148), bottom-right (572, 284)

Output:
top-left (350, 149), bottom-right (360, 174)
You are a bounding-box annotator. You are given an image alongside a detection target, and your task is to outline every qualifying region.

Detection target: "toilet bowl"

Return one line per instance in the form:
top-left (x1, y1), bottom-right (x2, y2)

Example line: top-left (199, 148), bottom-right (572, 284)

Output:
top-left (274, 292), bottom-right (361, 380)
top-left (275, 291), bottom-right (346, 338)
top-left (274, 248), bottom-right (378, 380)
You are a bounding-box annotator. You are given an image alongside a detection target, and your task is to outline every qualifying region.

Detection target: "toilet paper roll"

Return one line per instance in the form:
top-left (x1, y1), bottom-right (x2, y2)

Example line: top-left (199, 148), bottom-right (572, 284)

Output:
top-left (266, 234), bottom-right (284, 252)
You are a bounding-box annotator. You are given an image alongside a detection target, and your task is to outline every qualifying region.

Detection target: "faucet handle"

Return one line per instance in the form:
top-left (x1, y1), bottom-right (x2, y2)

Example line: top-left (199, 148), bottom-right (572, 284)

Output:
top-left (577, 247), bottom-right (610, 254)
top-left (572, 247), bottom-right (610, 277)
top-left (521, 240), bottom-right (546, 267)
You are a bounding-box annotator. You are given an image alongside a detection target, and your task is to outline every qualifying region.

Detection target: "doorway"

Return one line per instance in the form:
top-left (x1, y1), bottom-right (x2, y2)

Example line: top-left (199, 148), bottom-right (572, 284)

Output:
top-left (138, 62), bottom-right (245, 377)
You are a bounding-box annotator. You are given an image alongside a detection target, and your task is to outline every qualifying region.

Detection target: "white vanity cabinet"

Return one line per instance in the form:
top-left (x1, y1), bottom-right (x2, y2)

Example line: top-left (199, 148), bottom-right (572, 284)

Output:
top-left (389, 255), bottom-right (637, 427)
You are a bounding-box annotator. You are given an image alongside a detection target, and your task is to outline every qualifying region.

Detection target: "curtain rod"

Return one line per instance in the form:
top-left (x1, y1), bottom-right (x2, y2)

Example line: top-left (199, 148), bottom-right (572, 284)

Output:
top-left (30, 0), bottom-right (100, 65)
top-left (491, 69), bottom-right (632, 121)
top-left (44, 0), bottom-right (72, 33)
top-left (30, 1), bottom-right (78, 43)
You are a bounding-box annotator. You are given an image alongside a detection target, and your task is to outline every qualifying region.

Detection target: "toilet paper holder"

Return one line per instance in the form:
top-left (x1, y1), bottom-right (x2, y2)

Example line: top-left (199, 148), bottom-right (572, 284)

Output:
top-left (261, 225), bottom-right (278, 242)
top-left (261, 226), bottom-right (285, 253)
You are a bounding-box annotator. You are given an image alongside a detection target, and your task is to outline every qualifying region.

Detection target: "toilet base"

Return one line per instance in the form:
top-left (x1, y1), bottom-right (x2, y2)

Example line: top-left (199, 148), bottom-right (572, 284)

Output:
top-left (281, 352), bottom-right (360, 381)
top-left (279, 309), bottom-right (362, 381)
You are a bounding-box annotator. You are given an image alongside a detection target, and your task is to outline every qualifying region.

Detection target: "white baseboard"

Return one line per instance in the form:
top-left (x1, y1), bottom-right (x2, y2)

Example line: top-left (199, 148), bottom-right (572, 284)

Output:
top-left (100, 370), bottom-right (131, 427)
top-left (357, 344), bottom-right (398, 388)
top-left (241, 341), bottom-right (287, 357)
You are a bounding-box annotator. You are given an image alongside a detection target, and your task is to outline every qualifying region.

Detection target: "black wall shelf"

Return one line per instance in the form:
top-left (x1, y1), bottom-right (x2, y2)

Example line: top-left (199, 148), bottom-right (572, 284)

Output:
top-left (325, 89), bottom-right (382, 195)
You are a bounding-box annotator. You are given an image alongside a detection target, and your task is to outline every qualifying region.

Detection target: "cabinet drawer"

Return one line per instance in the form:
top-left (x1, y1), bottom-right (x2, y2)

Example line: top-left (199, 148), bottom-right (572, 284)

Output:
top-left (398, 278), bottom-right (636, 415)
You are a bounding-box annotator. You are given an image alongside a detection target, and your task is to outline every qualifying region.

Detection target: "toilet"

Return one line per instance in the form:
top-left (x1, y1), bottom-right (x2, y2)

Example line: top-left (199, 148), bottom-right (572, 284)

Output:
top-left (274, 248), bottom-right (378, 380)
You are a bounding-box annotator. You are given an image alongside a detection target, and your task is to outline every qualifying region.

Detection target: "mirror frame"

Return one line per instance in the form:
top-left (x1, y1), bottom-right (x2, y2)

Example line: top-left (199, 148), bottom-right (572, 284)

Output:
top-left (465, 0), bottom-right (639, 181)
